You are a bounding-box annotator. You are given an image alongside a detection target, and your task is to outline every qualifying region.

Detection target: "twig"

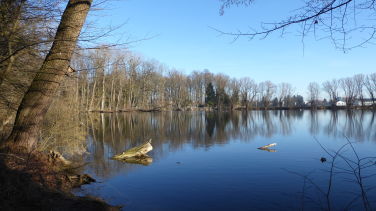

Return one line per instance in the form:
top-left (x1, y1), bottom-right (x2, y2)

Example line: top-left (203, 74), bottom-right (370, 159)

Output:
top-left (0, 153), bottom-right (25, 161)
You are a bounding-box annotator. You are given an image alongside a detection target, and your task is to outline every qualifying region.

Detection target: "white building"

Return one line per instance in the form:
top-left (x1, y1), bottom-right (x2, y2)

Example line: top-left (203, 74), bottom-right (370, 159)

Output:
top-left (354, 99), bottom-right (375, 106)
top-left (364, 101), bottom-right (375, 106)
top-left (336, 101), bottom-right (346, 107)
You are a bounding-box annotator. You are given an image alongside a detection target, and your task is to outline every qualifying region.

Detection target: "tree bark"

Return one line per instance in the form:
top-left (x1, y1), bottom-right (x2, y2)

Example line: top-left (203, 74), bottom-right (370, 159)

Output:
top-left (89, 73), bottom-right (97, 111)
top-left (4, 0), bottom-right (92, 150)
top-left (116, 81), bottom-right (122, 111)
top-left (101, 69), bottom-right (106, 111)
top-left (109, 73), bottom-right (115, 110)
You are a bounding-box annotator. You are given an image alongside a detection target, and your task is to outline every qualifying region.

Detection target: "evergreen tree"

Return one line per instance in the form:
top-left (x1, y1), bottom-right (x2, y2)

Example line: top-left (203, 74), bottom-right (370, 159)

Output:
top-left (205, 82), bottom-right (216, 107)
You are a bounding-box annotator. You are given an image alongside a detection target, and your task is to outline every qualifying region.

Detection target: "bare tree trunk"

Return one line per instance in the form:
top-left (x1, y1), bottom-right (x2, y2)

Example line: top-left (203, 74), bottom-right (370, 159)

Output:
top-left (89, 76), bottom-right (97, 111)
top-left (76, 73), bottom-right (80, 109)
top-left (109, 73), bottom-right (115, 110)
top-left (86, 79), bottom-right (90, 110)
top-left (81, 76), bottom-right (87, 109)
top-left (128, 76), bottom-right (132, 108)
top-left (0, 0), bottom-right (25, 85)
top-left (116, 81), bottom-right (122, 111)
top-left (101, 70), bottom-right (106, 111)
top-left (4, 0), bottom-right (92, 150)
top-left (0, 0), bottom-right (32, 141)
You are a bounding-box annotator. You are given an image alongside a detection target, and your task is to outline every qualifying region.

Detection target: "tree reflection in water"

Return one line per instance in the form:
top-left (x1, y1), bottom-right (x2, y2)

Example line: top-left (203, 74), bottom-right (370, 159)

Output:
top-left (85, 110), bottom-right (376, 178)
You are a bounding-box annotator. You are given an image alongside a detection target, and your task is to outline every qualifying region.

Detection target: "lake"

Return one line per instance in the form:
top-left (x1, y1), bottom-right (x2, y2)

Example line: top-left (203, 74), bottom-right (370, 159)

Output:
top-left (75, 110), bottom-right (376, 210)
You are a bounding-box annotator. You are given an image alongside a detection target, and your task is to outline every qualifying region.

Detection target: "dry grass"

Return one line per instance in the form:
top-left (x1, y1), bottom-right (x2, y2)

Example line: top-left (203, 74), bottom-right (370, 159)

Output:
top-left (39, 78), bottom-right (87, 157)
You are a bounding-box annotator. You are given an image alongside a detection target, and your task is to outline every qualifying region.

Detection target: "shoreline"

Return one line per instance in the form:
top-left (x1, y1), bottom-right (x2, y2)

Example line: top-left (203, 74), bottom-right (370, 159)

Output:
top-left (87, 105), bottom-right (376, 113)
top-left (0, 149), bottom-right (119, 211)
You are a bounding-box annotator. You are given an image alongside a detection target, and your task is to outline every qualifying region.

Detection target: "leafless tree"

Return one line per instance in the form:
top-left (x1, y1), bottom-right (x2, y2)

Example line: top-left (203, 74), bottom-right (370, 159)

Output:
top-left (0, 0), bottom-right (63, 141)
top-left (239, 77), bottom-right (258, 109)
top-left (4, 0), bottom-right (93, 150)
top-left (213, 73), bottom-right (230, 109)
top-left (340, 77), bottom-right (357, 107)
top-left (278, 83), bottom-right (294, 107)
top-left (219, 0), bottom-right (254, 15)
top-left (218, 0), bottom-right (376, 51)
top-left (354, 74), bottom-right (365, 106)
top-left (166, 70), bottom-right (189, 109)
top-left (364, 73), bottom-right (376, 105)
top-left (322, 79), bottom-right (339, 106)
top-left (190, 71), bottom-right (206, 106)
top-left (259, 81), bottom-right (276, 109)
top-left (307, 82), bottom-right (320, 108)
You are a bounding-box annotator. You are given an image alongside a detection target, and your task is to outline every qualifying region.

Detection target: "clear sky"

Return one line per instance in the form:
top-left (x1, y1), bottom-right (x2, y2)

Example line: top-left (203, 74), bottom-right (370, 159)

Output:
top-left (90, 0), bottom-right (376, 97)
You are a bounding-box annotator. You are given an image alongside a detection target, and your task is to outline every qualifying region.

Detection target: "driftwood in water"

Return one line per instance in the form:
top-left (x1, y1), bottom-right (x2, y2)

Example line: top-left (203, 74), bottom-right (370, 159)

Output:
top-left (137, 108), bottom-right (161, 112)
top-left (89, 110), bottom-right (115, 113)
top-left (112, 139), bottom-right (153, 160)
top-left (257, 143), bottom-right (277, 150)
top-left (119, 155), bottom-right (153, 166)
top-left (118, 108), bottom-right (137, 112)
top-left (258, 148), bottom-right (277, 152)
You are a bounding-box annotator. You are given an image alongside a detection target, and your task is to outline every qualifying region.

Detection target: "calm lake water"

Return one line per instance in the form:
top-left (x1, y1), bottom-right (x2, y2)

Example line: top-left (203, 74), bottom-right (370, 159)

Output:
top-left (75, 110), bottom-right (376, 210)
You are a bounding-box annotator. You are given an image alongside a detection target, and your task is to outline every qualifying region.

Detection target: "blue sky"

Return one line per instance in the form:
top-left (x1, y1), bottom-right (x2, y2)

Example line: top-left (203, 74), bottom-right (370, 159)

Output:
top-left (90, 0), bottom-right (376, 97)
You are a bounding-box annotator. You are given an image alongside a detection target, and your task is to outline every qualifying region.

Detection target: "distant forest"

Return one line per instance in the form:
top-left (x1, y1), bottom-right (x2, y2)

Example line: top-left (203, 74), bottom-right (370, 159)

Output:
top-left (68, 49), bottom-right (376, 111)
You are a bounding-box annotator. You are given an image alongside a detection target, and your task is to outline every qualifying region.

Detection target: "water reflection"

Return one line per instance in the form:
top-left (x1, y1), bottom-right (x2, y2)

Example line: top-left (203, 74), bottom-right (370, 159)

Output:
top-left (116, 156), bottom-right (153, 166)
top-left (79, 110), bottom-right (376, 210)
top-left (257, 148), bottom-right (277, 152)
top-left (322, 110), bottom-right (376, 141)
top-left (86, 110), bottom-right (376, 178)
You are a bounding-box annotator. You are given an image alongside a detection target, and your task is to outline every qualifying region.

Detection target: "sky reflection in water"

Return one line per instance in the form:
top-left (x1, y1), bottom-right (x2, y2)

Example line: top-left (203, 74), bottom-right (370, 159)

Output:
top-left (76, 110), bottom-right (376, 210)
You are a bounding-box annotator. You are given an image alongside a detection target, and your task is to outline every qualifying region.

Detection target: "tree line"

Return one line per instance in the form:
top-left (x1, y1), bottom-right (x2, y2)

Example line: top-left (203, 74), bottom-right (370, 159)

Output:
top-left (320, 74), bottom-right (376, 107)
top-left (70, 49), bottom-right (376, 112)
top-left (71, 49), bottom-right (306, 112)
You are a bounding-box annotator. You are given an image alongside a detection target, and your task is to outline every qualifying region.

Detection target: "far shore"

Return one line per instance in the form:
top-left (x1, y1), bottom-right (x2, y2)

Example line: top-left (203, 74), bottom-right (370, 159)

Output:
top-left (87, 105), bottom-right (376, 113)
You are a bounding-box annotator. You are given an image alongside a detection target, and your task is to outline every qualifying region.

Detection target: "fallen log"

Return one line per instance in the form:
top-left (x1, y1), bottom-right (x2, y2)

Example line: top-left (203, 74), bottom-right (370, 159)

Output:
top-left (112, 139), bottom-right (153, 160)
top-left (258, 148), bottom-right (277, 152)
top-left (118, 108), bottom-right (136, 112)
top-left (88, 110), bottom-right (115, 113)
top-left (137, 108), bottom-right (161, 112)
top-left (257, 143), bottom-right (277, 150)
top-left (119, 155), bottom-right (153, 166)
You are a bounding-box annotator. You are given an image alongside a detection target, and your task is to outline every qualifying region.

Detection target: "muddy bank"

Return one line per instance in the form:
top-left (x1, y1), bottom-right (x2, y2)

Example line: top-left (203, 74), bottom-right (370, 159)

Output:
top-left (0, 150), bottom-right (119, 211)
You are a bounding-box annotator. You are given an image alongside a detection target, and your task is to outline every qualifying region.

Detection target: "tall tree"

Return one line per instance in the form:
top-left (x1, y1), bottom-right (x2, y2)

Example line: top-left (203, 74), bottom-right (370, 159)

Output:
top-left (259, 81), bottom-right (276, 109)
top-left (0, 0), bottom-right (60, 140)
top-left (322, 79), bottom-right (339, 106)
top-left (365, 73), bottom-right (376, 105)
top-left (229, 79), bottom-right (240, 108)
top-left (340, 77), bottom-right (357, 107)
top-left (4, 0), bottom-right (93, 150)
top-left (307, 82), bottom-right (320, 108)
top-left (277, 83), bottom-right (293, 107)
top-left (353, 74), bottom-right (365, 106)
top-left (205, 82), bottom-right (216, 107)
top-left (239, 77), bottom-right (258, 109)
